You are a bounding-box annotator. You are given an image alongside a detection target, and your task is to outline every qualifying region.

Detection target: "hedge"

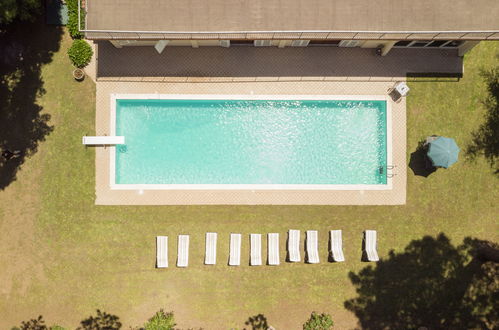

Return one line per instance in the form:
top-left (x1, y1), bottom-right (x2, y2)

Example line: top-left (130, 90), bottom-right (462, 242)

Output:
top-left (67, 0), bottom-right (84, 39)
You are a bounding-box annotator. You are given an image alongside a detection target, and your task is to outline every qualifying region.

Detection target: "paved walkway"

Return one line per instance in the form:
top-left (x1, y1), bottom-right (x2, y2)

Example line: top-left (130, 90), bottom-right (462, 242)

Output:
top-left (96, 42), bottom-right (462, 81)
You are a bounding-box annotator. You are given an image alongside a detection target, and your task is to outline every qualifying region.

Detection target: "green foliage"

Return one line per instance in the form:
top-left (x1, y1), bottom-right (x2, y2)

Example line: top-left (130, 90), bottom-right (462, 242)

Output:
top-left (66, 0), bottom-right (84, 39)
top-left (67, 39), bottom-right (93, 68)
top-left (2, 29), bottom-right (497, 330)
top-left (49, 327), bottom-right (67, 330)
top-left (144, 310), bottom-right (176, 330)
top-left (466, 66), bottom-right (499, 174)
top-left (0, 0), bottom-right (40, 25)
top-left (244, 314), bottom-right (268, 329)
top-left (77, 310), bottom-right (122, 330)
top-left (12, 316), bottom-right (47, 330)
top-left (303, 312), bottom-right (334, 330)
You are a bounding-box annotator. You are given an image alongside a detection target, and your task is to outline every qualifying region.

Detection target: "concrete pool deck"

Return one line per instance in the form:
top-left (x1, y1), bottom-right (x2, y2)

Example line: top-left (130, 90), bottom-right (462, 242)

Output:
top-left (95, 80), bottom-right (406, 205)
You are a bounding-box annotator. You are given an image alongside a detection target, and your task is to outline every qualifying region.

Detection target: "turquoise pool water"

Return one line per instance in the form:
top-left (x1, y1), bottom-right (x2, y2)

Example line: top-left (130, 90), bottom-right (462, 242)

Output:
top-left (115, 99), bottom-right (387, 185)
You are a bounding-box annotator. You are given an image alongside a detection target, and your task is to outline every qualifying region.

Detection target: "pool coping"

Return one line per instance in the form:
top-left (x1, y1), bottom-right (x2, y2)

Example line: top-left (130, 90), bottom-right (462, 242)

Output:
top-left (109, 94), bottom-right (393, 191)
top-left (94, 80), bottom-right (406, 205)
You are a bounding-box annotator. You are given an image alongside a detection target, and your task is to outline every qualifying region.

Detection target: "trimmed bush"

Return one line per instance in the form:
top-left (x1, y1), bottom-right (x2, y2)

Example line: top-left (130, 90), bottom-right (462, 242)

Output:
top-left (67, 0), bottom-right (84, 39)
top-left (144, 310), bottom-right (176, 330)
top-left (68, 39), bottom-right (93, 68)
top-left (303, 312), bottom-right (334, 330)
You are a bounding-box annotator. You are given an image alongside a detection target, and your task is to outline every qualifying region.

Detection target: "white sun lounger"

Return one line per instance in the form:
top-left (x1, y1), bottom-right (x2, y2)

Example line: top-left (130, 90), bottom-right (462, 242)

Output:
top-left (250, 234), bottom-right (262, 266)
top-left (82, 136), bottom-right (125, 145)
top-left (156, 236), bottom-right (168, 268)
top-left (268, 233), bottom-right (280, 266)
top-left (205, 232), bottom-right (217, 265)
top-left (364, 230), bottom-right (379, 262)
top-left (330, 230), bottom-right (345, 262)
top-left (306, 230), bottom-right (320, 264)
top-left (177, 235), bottom-right (189, 267)
top-left (229, 233), bottom-right (242, 266)
top-left (288, 230), bottom-right (301, 262)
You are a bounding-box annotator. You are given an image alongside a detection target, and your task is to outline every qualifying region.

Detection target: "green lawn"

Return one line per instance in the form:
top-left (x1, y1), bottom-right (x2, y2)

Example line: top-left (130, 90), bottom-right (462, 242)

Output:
top-left (0, 25), bottom-right (497, 329)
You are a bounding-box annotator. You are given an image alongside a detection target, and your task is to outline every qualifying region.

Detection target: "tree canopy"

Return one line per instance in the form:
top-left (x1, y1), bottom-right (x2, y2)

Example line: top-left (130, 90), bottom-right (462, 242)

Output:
top-left (0, 0), bottom-right (40, 25)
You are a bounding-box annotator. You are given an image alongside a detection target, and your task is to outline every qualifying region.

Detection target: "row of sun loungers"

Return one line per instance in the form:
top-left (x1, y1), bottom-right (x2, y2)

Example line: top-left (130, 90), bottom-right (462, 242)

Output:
top-left (364, 229), bottom-right (379, 262)
top-left (268, 233), bottom-right (280, 266)
top-left (229, 233), bottom-right (242, 266)
top-left (205, 232), bottom-right (217, 265)
top-left (177, 235), bottom-right (190, 267)
top-left (306, 230), bottom-right (320, 264)
top-left (250, 234), bottom-right (262, 266)
top-left (157, 230), bottom-right (379, 268)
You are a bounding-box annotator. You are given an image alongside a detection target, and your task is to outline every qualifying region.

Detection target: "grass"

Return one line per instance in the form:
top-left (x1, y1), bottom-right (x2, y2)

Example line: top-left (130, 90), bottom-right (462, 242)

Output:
top-left (0, 27), bottom-right (498, 329)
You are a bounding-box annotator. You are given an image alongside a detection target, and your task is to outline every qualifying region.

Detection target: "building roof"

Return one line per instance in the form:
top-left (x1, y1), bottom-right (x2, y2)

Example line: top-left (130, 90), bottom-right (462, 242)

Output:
top-left (84, 0), bottom-right (499, 38)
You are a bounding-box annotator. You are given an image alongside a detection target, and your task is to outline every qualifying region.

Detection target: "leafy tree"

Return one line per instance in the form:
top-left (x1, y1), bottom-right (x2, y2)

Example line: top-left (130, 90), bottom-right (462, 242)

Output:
top-left (11, 315), bottom-right (47, 330)
top-left (0, 0), bottom-right (40, 25)
top-left (303, 312), bottom-right (334, 330)
top-left (144, 309), bottom-right (176, 330)
top-left (0, 0), bottom-right (60, 191)
top-left (77, 310), bottom-right (122, 330)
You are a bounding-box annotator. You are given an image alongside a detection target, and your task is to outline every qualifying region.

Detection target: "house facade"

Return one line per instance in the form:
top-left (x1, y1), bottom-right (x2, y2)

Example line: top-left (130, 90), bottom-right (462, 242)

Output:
top-left (82, 0), bottom-right (499, 57)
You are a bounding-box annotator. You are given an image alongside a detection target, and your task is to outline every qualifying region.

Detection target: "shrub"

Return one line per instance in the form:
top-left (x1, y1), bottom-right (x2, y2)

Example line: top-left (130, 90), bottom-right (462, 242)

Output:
top-left (144, 310), bottom-right (176, 330)
top-left (66, 0), bottom-right (84, 39)
top-left (303, 312), bottom-right (334, 330)
top-left (68, 39), bottom-right (93, 68)
top-left (77, 310), bottom-right (121, 330)
top-left (11, 315), bottom-right (47, 330)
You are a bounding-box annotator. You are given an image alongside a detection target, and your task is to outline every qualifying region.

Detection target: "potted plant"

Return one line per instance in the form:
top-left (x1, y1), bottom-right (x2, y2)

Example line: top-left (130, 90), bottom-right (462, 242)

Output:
top-left (72, 68), bottom-right (85, 81)
top-left (67, 39), bottom-right (93, 81)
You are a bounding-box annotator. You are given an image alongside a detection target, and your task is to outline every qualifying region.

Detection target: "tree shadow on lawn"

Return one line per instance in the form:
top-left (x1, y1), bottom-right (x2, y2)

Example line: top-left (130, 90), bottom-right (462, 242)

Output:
top-left (0, 15), bottom-right (62, 189)
top-left (466, 65), bottom-right (499, 175)
top-left (344, 233), bottom-right (498, 330)
top-left (408, 141), bottom-right (437, 177)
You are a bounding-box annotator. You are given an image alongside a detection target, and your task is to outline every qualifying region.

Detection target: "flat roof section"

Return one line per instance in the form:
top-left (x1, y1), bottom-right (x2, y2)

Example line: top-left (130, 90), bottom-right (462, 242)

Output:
top-left (85, 0), bottom-right (499, 34)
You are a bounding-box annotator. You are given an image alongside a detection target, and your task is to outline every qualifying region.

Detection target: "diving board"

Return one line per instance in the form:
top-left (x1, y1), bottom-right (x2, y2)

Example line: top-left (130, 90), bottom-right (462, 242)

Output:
top-left (82, 136), bottom-right (125, 145)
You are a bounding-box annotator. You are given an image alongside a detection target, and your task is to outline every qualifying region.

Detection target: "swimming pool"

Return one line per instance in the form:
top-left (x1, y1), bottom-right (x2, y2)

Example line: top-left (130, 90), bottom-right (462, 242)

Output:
top-left (110, 94), bottom-right (392, 190)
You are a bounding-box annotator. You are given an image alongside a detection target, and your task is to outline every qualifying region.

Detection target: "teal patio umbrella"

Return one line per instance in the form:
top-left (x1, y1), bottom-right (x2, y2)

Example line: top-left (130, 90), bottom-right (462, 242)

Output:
top-left (427, 137), bottom-right (460, 168)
